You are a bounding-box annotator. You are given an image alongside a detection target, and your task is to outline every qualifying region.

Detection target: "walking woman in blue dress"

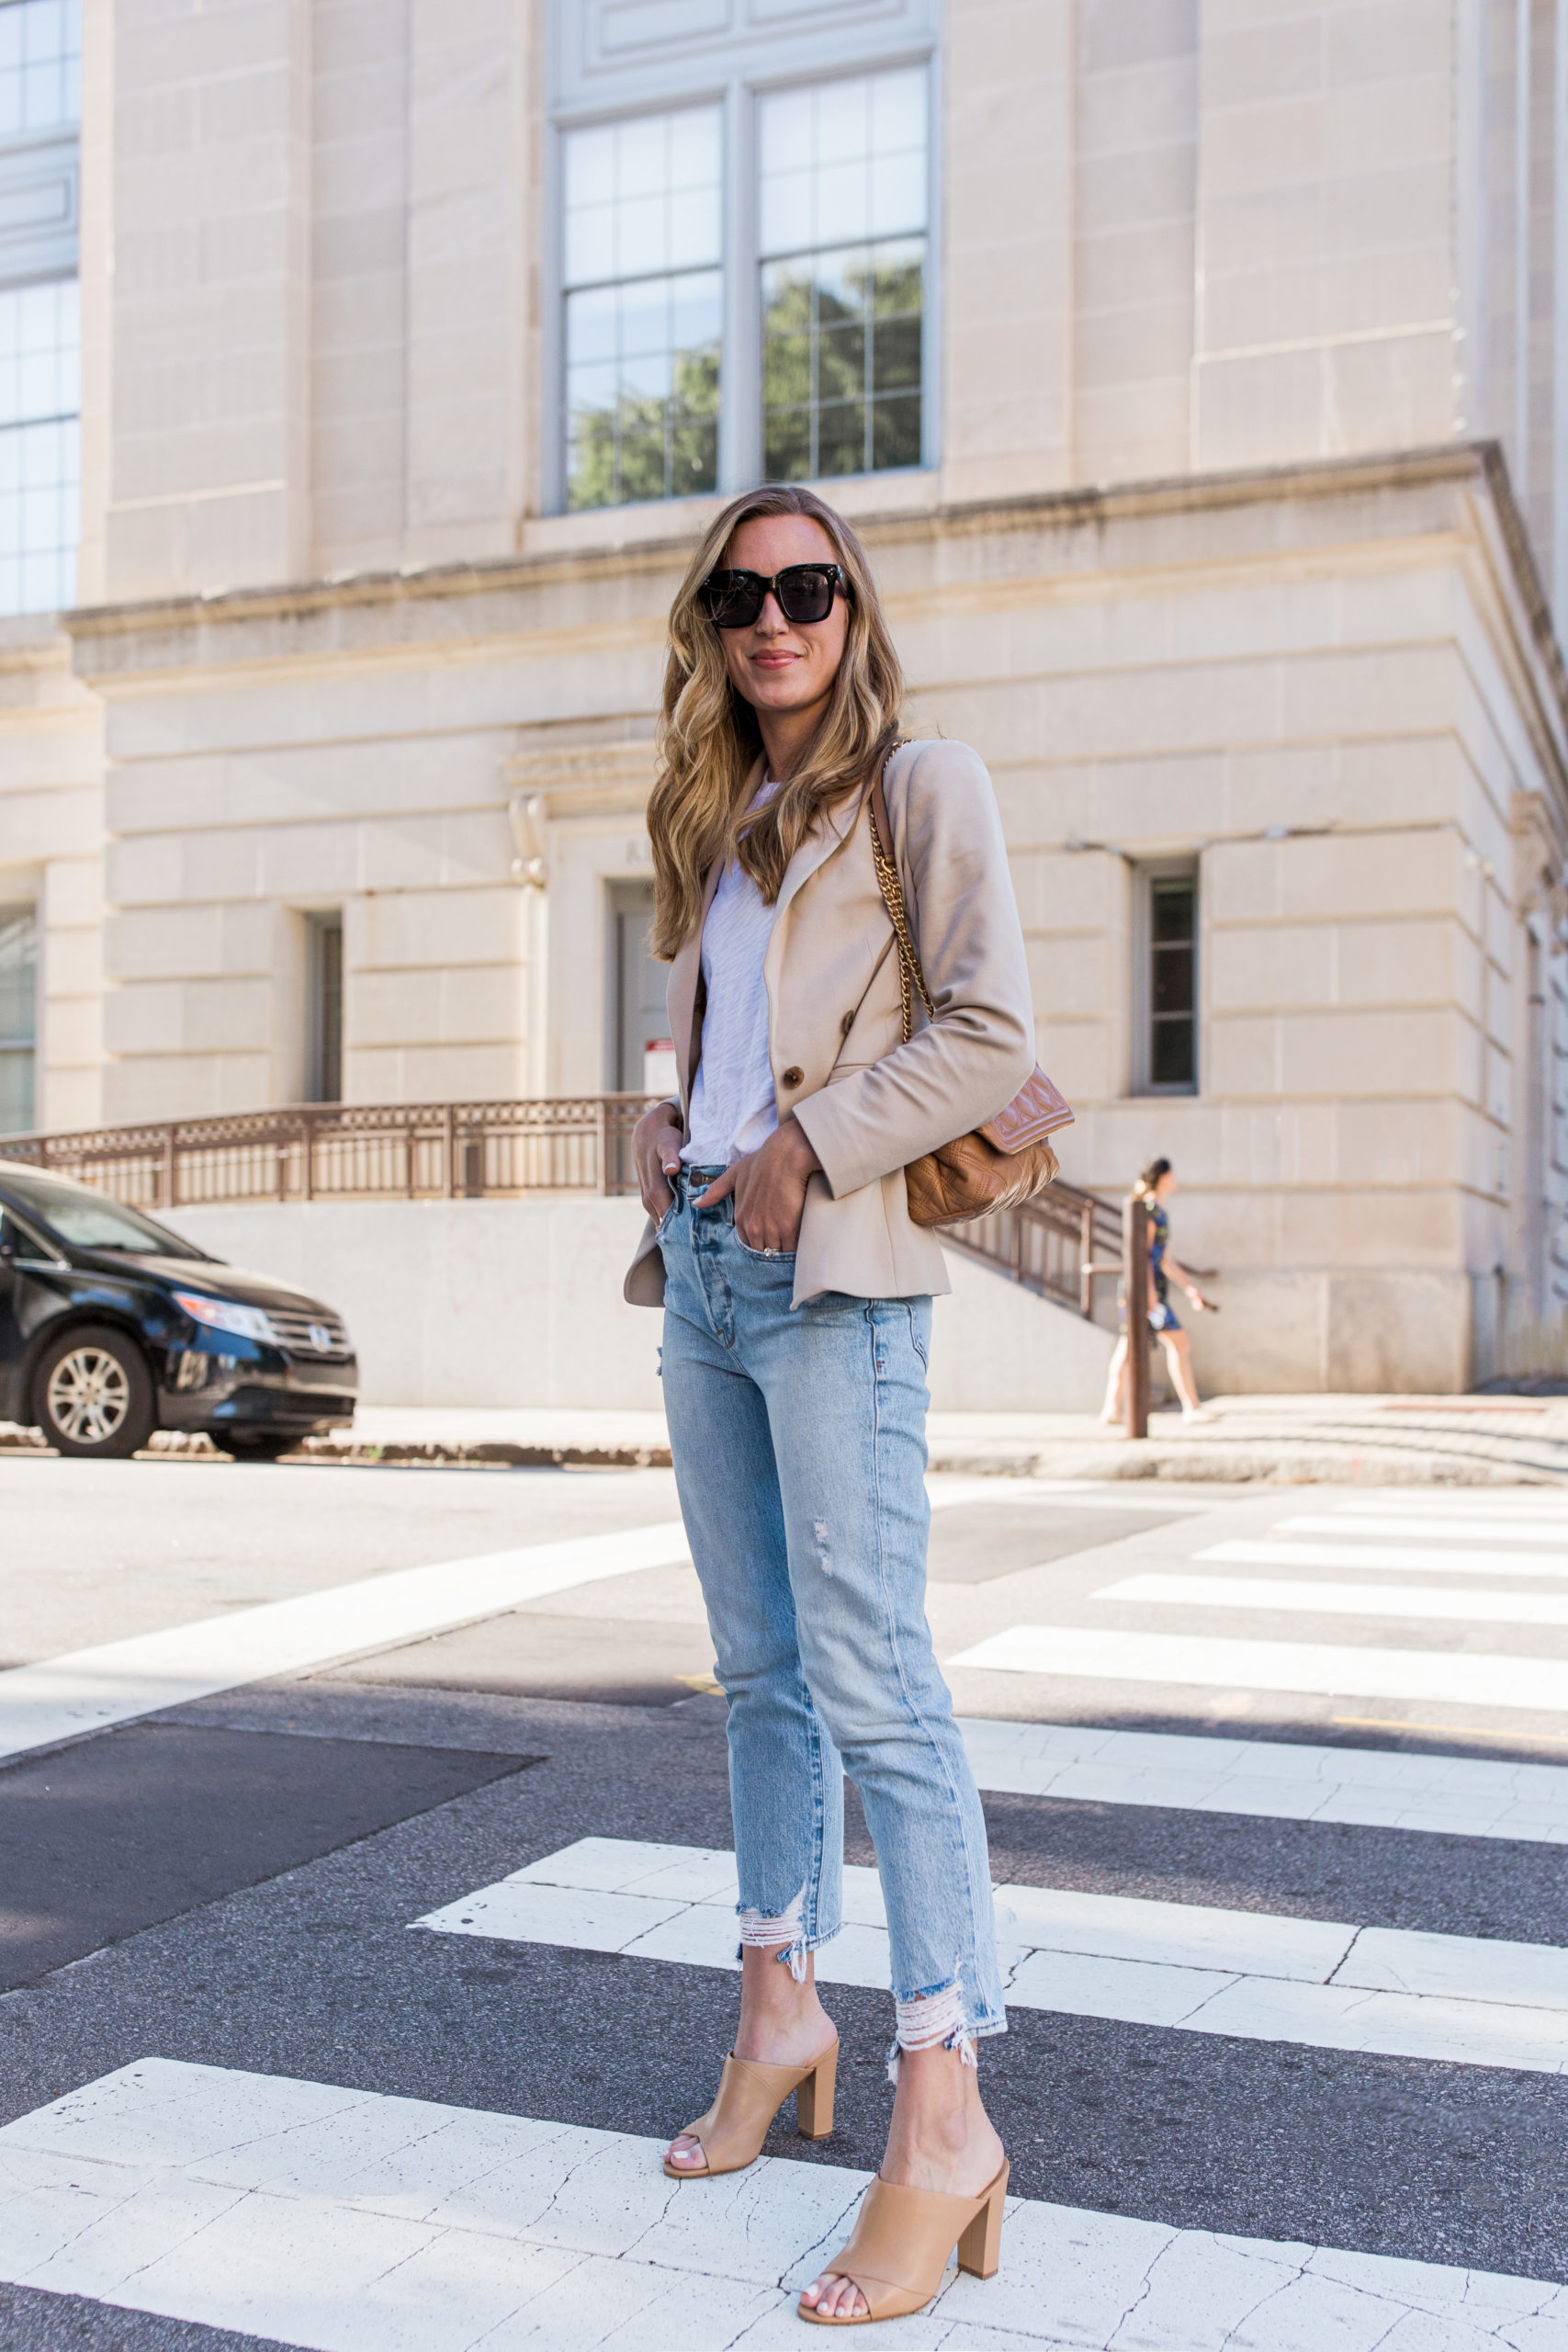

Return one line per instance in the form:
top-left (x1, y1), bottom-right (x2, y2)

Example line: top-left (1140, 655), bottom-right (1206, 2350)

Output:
top-left (1100, 1157), bottom-right (1211, 1422)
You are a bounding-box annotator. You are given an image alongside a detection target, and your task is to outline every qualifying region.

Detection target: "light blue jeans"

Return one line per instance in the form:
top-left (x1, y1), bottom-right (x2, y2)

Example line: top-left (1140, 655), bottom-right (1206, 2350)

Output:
top-left (659, 1167), bottom-right (1006, 2061)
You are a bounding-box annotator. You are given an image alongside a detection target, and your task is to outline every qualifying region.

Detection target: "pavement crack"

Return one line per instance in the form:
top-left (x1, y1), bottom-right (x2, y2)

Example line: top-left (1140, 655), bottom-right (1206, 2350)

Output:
top-left (1325, 1925), bottom-right (1370, 1986)
top-left (1213, 2251), bottom-right (1312, 2350)
top-left (1167, 1971), bottom-right (1243, 2027)
top-left (1104, 2245), bottom-right (1161, 2346)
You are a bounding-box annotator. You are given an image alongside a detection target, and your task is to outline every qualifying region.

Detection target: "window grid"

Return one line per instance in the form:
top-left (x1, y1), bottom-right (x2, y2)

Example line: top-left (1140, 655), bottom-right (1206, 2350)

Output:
top-left (0, 0), bottom-right (81, 141)
top-left (0, 275), bottom-right (80, 614)
top-left (562, 106), bottom-right (723, 511)
top-left (760, 66), bottom-right (927, 486)
top-left (1147, 873), bottom-right (1198, 1092)
top-left (0, 902), bottom-right (37, 1136)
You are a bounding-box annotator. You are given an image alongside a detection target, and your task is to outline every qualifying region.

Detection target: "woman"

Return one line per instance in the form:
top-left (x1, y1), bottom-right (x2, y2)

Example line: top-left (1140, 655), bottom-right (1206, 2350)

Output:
top-left (626, 482), bottom-right (1032, 2326)
top-left (1099, 1158), bottom-right (1211, 1424)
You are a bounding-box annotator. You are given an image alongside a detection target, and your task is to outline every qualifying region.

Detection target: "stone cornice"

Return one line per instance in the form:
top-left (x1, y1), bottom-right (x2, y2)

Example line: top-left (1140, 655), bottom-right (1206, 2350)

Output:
top-left (55, 441), bottom-right (1567, 728)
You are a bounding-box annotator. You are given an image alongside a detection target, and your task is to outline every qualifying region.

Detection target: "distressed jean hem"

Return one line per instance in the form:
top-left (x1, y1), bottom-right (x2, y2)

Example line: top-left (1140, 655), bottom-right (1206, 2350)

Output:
top-left (733, 1915), bottom-right (844, 1982)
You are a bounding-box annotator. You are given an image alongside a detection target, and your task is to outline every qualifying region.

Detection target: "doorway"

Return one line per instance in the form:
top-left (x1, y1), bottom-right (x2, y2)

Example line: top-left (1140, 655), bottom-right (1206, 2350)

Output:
top-left (608, 881), bottom-right (673, 1095)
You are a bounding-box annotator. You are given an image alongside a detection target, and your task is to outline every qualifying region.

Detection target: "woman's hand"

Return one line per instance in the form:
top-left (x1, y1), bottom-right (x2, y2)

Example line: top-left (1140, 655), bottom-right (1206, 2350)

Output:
top-left (634, 1099), bottom-right (685, 1221)
top-left (696, 1122), bottom-right (822, 1254)
top-left (1184, 1285), bottom-right (1208, 1314)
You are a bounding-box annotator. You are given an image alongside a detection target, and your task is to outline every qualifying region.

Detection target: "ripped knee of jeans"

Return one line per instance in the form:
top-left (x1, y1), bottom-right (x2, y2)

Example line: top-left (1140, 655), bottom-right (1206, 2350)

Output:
top-left (736, 1885), bottom-right (810, 1983)
top-left (886, 1973), bottom-right (976, 2083)
top-left (811, 1519), bottom-right (833, 1576)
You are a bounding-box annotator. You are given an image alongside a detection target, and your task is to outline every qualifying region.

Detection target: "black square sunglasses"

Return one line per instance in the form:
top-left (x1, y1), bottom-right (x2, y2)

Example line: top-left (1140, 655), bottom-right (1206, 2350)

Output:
top-left (700, 563), bottom-right (848, 629)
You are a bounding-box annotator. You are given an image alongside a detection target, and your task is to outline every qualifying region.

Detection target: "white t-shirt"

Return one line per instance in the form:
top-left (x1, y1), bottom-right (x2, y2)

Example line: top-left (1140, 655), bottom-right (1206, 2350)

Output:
top-left (682, 786), bottom-right (782, 1168)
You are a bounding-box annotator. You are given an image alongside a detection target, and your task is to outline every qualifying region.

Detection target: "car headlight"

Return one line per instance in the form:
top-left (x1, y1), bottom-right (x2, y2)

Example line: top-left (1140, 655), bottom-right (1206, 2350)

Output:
top-left (173, 1290), bottom-right (276, 1345)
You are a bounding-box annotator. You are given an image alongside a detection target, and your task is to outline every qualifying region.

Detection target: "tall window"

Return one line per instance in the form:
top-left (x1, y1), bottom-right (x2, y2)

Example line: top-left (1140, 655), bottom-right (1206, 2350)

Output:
top-left (1134, 865), bottom-right (1198, 1094)
top-left (0, 903), bottom-right (37, 1133)
top-left (562, 106), bottom-right (723, 511)
top-left (555, 59), bottom-right (931, 508)
top-left (305, 914), bottom-right (344, 1104)
top-left (760, 68), bottom-right (927, 482)
top-left (0, 0), bottom-right (82, 616)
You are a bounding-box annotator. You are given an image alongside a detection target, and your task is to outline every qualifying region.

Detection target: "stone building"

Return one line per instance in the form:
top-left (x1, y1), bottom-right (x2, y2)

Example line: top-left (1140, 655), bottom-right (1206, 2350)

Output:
top-left (3, 0), bottom-right (1568, 1396)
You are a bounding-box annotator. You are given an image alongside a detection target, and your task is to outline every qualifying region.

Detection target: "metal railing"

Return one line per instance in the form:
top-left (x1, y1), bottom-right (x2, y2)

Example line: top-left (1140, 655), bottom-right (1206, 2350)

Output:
top-left (0, 1100), bottom-right (1123, 1323)
top-left (0, 1096), bottom-right (660, 1211)
top-left (940, 1181), bottom-right (1123, 1322)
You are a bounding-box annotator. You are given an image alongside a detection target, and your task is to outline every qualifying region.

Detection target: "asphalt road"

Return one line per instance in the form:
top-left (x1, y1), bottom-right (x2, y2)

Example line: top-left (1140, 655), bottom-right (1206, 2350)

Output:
top-left (1, 1453), bottom-right (1566, 2347)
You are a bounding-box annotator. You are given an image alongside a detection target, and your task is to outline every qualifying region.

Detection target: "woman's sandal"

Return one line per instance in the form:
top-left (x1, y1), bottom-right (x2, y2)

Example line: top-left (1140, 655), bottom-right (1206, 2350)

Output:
top-left (663, 2037), bottom-right (839, 2179)
top-left (797, 2157), bottom-right (1010, 2325)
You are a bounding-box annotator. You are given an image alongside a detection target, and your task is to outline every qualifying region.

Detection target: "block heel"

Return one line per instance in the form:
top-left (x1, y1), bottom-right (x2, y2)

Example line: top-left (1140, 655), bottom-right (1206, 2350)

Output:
top-left (955, 2161), bottom-right (1009, 2278)
top-left (795, 2041), bottom-right (837, 2141)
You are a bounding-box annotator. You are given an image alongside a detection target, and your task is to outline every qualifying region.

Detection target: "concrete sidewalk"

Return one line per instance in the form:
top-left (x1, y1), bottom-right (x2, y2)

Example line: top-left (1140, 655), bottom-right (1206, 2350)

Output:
top-left (281, 1392), bottom-right (1568, 1483)
top-left (9, 1392), bottom-right (1568, 1481)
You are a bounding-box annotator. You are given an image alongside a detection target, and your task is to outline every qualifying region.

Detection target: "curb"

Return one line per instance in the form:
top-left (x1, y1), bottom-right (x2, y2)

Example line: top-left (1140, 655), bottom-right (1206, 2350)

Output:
top-left (4, 1430), bottom-right (1562, 1484)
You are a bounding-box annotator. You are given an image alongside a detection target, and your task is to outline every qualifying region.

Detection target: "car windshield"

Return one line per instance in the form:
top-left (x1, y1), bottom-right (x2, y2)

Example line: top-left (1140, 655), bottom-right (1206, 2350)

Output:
top-left (0, 1170), bottom-right (208, 1259)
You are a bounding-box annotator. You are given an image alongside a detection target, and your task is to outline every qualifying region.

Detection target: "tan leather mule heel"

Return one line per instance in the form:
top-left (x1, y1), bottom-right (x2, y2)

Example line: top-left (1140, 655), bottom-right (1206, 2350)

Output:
top-left (797, 2156), bottom-right (1010, 2325)
top-left (663, 2037), bottom-right (838, 2179)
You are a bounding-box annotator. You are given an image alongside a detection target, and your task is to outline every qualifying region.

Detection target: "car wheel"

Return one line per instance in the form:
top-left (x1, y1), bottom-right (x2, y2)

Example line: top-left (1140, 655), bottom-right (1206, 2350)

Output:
top-left (222, 1432), bottom-right (300, 1463)
top-left (35, 1325), bottom-right (157, 1460)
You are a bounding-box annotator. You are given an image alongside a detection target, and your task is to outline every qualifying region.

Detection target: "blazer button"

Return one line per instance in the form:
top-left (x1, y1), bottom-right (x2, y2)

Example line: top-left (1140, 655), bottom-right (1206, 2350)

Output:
top-left (782, 1065), bottom-right (804, 1088)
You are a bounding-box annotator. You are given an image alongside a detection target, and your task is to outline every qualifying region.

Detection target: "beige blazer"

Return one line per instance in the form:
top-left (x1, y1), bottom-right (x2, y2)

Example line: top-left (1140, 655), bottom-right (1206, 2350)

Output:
top-left (623, 737), bottom-right (1037, 1310)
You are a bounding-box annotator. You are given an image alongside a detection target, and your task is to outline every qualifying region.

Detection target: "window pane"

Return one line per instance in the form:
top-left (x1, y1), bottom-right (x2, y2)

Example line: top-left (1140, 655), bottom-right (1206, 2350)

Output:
top-left (565, 265), bottom-right (720, 511)
top-left (1151, 877), bottom-right (1195, 944)
top-left (561, 103), bottom-right (720, 291)
top-left (1151, 1020), bottom-right (1195, 1088)
top-left (561, 107), bottom-right (722, 510)
top-left (0, 1048), bottom-right (35, 1135)
top-left (0, 279), bottom-right (79, 616)
top-left (758, 70), bottom-right (926, 483)
top-left (0, 0), bottom-right (80, 137)
top-left (0, 905), bottom-right (37, 1135)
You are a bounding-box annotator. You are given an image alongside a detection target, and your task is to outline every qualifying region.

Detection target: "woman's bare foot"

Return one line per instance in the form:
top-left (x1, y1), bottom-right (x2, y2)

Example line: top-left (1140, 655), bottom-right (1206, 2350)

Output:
top-left (798, 2044), bottom-right (1004, 2322)
top-left (664, 1941), bottom-right (834, 2173)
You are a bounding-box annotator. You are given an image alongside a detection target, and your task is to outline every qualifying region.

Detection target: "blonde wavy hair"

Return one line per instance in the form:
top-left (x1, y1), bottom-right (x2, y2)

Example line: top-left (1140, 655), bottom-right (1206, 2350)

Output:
top-left (647, 484), bottom-right (906, 960)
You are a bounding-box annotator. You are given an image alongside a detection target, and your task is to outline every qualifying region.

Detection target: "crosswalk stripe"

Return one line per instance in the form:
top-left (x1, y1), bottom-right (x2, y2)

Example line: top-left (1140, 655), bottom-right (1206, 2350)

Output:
top-left (2, 2059), bottom-right (1561, 2351)
top-left (1285, 1512), bottom-right (1568, 1546)
top-left (414, 1838), bottom-right (1568, 2076)
top-left (0, 1523), bottom-right (693, 1766)
top-left (949, 1623), bottom-right (1568, 1713)
top-left (0, 1478), bottom-right (1088, 1771)
top-left (1329, 1492), bottom-right (1568, 1516)
top-left (955, 1715), bottom-right (1568, 1842)
top-left (1100, 1570), bottom-right (1568, 1629)
top-left (1201, 1537), bottom-right (1568, 1578)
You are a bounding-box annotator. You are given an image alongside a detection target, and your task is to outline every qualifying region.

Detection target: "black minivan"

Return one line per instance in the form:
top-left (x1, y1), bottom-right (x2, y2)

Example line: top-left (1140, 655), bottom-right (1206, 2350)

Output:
top-left (0, 1164), bottom-right (357, 1460)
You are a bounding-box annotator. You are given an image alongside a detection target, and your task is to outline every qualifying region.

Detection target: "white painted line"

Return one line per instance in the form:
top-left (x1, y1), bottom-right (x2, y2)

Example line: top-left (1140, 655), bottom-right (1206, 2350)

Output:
top-left (6, 2061), bottom-right (1562, 2352)
top-left (949, 1623), bottom-right (1568, 1713)
top-left (0, 1522), bottom-right (692, 1766)
top-left (416, 1838), bottom-right (1568, 2075)
top-left (1288, 1513), bottom-right (1568, 1546)
top-left (1329, 1490), bottom-right (1568, 1515)
top-left (927, 1477), bottom-right (1215, 1514)
top-left (1101, 1570), bottom-right (1568, 1630)
top-left (1202, 1537), bottom-right (1568, 1579)
top-left (956, 1715), bottom-right (1568, 1843)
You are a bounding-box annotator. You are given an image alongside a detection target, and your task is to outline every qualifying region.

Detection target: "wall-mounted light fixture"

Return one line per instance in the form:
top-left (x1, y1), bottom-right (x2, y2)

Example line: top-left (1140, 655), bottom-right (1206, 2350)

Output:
top-left (509, 792), bottom-right (548, 888)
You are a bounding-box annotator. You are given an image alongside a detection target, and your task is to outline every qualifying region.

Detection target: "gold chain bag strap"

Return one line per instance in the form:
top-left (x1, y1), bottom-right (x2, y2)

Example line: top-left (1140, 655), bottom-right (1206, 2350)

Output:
top-left (868, 743), bottom-right (1074, 1228)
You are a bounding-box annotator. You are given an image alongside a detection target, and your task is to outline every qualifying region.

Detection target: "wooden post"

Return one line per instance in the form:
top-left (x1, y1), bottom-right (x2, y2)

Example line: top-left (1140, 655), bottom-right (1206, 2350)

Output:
top-left (1123, 1193), bottom-right (1150, 1441)
top-left (1078, 1203), bottom-right (1095, 1317)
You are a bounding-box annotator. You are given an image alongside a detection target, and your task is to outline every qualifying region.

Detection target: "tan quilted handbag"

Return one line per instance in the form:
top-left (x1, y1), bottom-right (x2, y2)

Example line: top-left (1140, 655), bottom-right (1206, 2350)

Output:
top-left (869, 750), bottom-right (1074, 1227)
